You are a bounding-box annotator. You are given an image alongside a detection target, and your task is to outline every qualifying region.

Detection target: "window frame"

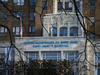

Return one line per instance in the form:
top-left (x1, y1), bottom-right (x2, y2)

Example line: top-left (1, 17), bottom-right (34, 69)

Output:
top-left (90, 17), bottom-right (95, 26)
top-left (0, 0), bottom-right (8, 6)
top-left (0, 12), bottom-right (7, 20)
top-left (60, 27), bottom-right (67, 36)
top-left (70, 27), bottom-right (78, 36)
top-left (65, 2), bottom-right (72, 11)
top-left (26, 52), bottom-right (38, 63)
top-left (64, 52), bottom-right (78, 75)
top-left (13, 0), bottom-right (24, 6)
top-left (30, 0), bottom-right (35, 5)
top-left (0, 27), bottom-right (7, 35)
top-left (13, 26), bottom-right (24, 35)
top-left (43, 52), bottom-right (61, 61)
top-left (89, 34), bottom-right (95, 40)
top-left (50, 27), bottom-right (57, 36)
top-left (90, 0), bottom-right (95, 9)
top-left (29, 12), bottom-right (35, 20)
top-left (13, 12), bottom-right (24, 20)
top-left (42, 1), bottom-right (47, 10)
top-left (58, 2), bottom-right (63, 11)
top-left (29, 26), bottom-right (35, 35)
top-left (95, 53), bottom-right (100, 75)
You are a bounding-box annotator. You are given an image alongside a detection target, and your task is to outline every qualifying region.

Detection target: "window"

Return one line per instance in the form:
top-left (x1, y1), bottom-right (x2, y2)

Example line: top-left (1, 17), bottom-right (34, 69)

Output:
top-left (60, 27), bottom-right (67, 36)
top-left (90, 17), bottom-right (95, 25)
top-left (76, 1), bottom-right (80, 10)
top-left (30, 0), bottom-right (35, 5)
top-left (13, 27), bottom-right (23, 35)
top-left (13, 12), bottom-right (24, 20)
top-left (95, 53), bottom-right (100, 75)
top-left (26, 53), bottom-right (38, 62)
top-left (0, 27), bottom-right (7, 35)
top-left (0, 53), bottom-right (5, 75)
top-left (65, 2), bottom-right (72, 11)
top-left (42, 1), bottom-right (47, 10)
top-left (50, 27), bottom-right (57, 36)
top-left (65, 52), bottom-right (78, 75)
top-left (70, 27), bottom-right (78, 36)
top-left (90, 0), bottom-right (95, 9)
top-left (58, 2), bottom-right (63, 11)
top-left (29, 12), bottom-right (35, 20)
top-left (0, 0), bottom-right (8, 6)
top-left (0, 12), bottom-right (7, 20)
top-left (89, 34), bottom-right (95, 40)
top-left (29, 26), bottom-right (35, 35)
top-left (43, 52), bottom-right (61, 61)
top-left (13, 0), bottom-right (24, 5)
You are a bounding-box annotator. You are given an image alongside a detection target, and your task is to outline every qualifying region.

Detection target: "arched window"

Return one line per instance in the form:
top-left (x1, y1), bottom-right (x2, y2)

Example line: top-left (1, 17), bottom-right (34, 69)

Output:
top-left (60, 27), bottom-right (67, 36)
top-left (70, 27), bottom-right (78, 36)
top-left (50, 27), bottom-right (57, 36)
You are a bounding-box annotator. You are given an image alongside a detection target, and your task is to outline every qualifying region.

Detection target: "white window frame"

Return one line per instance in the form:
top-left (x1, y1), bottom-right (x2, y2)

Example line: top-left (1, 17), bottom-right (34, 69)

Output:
top-left (64, 52), bottom-right (78, 75)
top-left (13, 0), bottom-right (24, 5)
top-left (90, 17), bottom-right (95, 26)
top-left (26, 53), bottom-right (38, 63)
top-left (43, 52), bottom-right (61, 61)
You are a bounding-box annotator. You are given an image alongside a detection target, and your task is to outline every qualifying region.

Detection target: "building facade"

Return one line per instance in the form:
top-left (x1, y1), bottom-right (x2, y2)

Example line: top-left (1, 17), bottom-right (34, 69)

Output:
top-left (83, 0), bottom-right (100, 40)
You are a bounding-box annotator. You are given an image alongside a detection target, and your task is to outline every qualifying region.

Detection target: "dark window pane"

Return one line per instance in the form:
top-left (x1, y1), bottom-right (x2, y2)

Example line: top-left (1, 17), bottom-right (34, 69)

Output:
top-left (29, 12), bottom-right (35, 20)
top-left (64, 28), bottom-right (67, 36)
top-left (65, 2), bottom-right (72, 11)
top-left (60, 28), bottom-right (67, 36)
top-left (60, 29), bottom-right (63, 36)
top-left (65, 2), bottom-right (68, 10)
top-left (53, 28), bottom-right (57, 36)
top-left (58, 2), bottom-right (63, 11)
top-left (42, 1), bottom-right (47, 10)
top-left (30, 0), bottom-right (35, 5)
top-left (90, 0), bottom-right (95, 9)
top-left (89, 34), bottom-right (94, 40)
top-left (70, 27), bottom-right (78, 36)
top-left (76, 2), bottom-right (80, 10)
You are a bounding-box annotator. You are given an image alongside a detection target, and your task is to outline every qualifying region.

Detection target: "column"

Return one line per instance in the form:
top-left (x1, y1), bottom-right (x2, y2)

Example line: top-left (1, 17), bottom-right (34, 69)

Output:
top-left (61, 51), bottom-right (64, 61)
top-left (57, 18), bottom-right (59, 37)
top-left (39, 51), bottom-right (42, 60)
top-left (67, 22), bottom-right (70, 37)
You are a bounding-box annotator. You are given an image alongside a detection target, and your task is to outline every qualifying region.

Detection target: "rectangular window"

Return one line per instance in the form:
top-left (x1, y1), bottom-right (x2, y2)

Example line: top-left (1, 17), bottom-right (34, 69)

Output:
top-left (89, 34), bottom-right (95, 40)
top-left (95, 53), bottom-right (100, 75)
top-left (0, 53), bottom-right (5, 75)
top-left (0, 0), bottom-right (8, 6)
top-left (26, 53), bottom-right (38, 62)
top-left (0, 27), bottom-right (7, 35)
top-left (53, 28), bottom-right (57, 36)
top-left (30, 0), bottom-right (35, 5)
top-left (13, 12), bottom-right (24, 20)
top-left (60, 28), bottom-right (67, 36)
top-left (65, 52), bottom-right (78, 75)
top-left (65, 2), bottom-right (72, 11)
top-left (16, 27), bottom-right (19, 35)
top-left (90, 17), bottom-right (95, 25)
top-left (13, 0), bottom-right (24, 6)
top-left (0, 12), bottom-right (7, 20)
top-left (42, 1), bottom-right (47, 10)
top-left (29, 26), bottom-right (35, 35)
top-left (58, 2), bottom-right (63, 11)
top-left (90, 0), bottom-right (95, 9)
top-left (76, 1), bottom-right (80, 10)
top-left (29, 12), bottom-right (35, 20)
top-left (43, 52), bottom-right (61, 61)
top-left (13, 27), bottom-right (23, 35)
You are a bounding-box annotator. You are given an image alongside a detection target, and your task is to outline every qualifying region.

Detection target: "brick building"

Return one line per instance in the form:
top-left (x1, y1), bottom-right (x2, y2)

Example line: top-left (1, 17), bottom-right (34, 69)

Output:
top-left (83, 0), bottom-right (100, 40)
top-left (0, 0), bottom-right (53, 42)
